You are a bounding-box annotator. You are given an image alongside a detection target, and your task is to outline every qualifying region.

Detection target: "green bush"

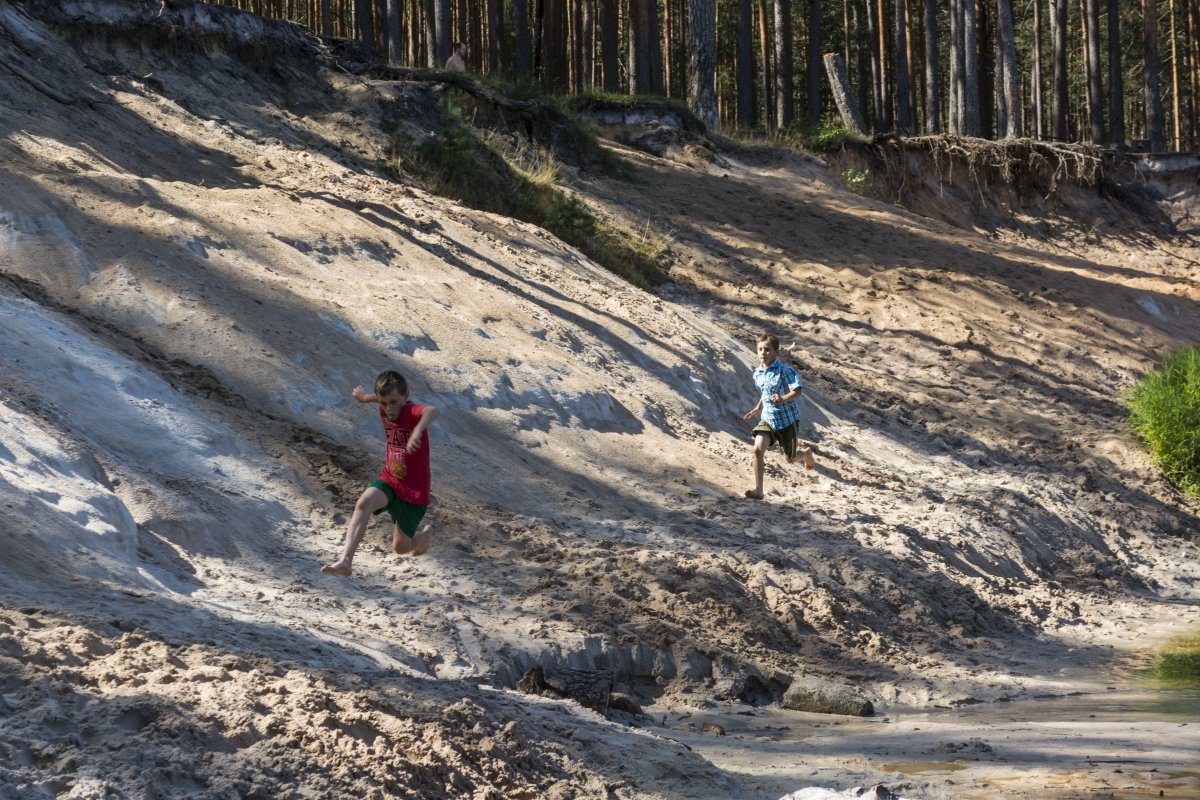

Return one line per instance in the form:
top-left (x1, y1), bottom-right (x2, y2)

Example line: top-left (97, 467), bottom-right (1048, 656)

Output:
top-left (1127, 345), bottom-right (1200, 497)
top-left (1148, 634), bottom-right (1200, 687)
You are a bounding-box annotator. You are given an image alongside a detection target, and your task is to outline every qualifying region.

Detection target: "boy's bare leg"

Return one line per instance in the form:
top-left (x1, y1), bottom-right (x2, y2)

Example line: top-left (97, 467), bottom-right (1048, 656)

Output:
top-left (411, 523), bottom-right (433, 556)
top-left (322, 486), bottom-right (389, 576)
top-left (392, 525), bottom-right (415, 556)
top-left (744, 435), bottom-right (768, 500)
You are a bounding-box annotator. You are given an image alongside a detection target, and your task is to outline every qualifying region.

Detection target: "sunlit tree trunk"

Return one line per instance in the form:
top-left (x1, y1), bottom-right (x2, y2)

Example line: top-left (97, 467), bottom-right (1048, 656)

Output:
top-left (758, 0), bottom-right (774, 125)
top-left (1171, 0), bottom-right (1183, 149)
top-left (1032, 0), bottom-right (1043, 137)
top-left (688, 0), bottom-right (717, 125)
top-left (1082, 0), bottom-right (1103, 142)
top-left (894, 0), bottom-right (913, 132)
top-left (775, 0), bottom-right (794, 127)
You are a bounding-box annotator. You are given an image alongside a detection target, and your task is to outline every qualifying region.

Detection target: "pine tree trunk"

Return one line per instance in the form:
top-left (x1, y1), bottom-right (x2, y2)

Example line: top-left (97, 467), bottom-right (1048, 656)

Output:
top-left (515, 0), bottom-right (531, 79)
top-left (997, 0), bottom-right (1021, 136)
top-left (895, 0), bottom-right (913, 132)
top-left (599, 0), bottom-right (617, 90)
top-left (867, 0), bottom-right (884, 127)
top-left (488, 0), bottom-right (504, 74)
top-left (807, 0), bottom-right (822, 127)
top-left (923, 0), bottom-right (939, 133)
top-left (385, 0), bottom-right (401, 63)
top-left (737, 0), bottom-right (754, 127)
top-left (1171, 0), bottom-right (1183, 148)
top-left (1083, 0), bottom-right (1103, 142)
top-left (824, 52), bottom-right (868, 133)
top-left (775, 0), bottom-right (794, 128)
top-left (542, 0), bottom-right (568, 91)
top-left (1050, 0), bottom-right (1068, 140)
top-left (581, 0), bottom-right (594, 90)
top-left (688, 0), bottom-right (717, 126)
top-left (960, 0), bottom-right (980, 136)
top-left (758, 0), bottom-right (773, 126)
top-left (1147, 0), bottom-right (1166, 150)
top-left (1107, 0), bottom-right (1124, 144)
top-left (433, 0), bottom-right (449, 65)
top-left (1032, 0), bottom-right (1043, 137)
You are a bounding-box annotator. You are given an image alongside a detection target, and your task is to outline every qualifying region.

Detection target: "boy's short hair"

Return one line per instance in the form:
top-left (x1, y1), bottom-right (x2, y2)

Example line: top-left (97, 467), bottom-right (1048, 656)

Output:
top-left (757, 333), bottom-right (779, 349)
top-left (374, 370), bottom-right (408, 397)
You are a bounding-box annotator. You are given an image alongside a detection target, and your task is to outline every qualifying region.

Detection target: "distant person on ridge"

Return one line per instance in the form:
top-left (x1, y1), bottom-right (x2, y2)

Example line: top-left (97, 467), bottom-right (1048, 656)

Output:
top-left (445, 42), bottom-right (467, 72)
top-left (743, 334), bottom-right (816, 500)
top-left (321, 370), bottom-right (439, 576)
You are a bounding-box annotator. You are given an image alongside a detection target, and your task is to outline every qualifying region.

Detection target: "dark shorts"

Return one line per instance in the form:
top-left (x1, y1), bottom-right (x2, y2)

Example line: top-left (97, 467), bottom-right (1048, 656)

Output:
top-left (751, 420), bottom-right (799, 459)
top-left (369, 479), bottom-right (428, 538)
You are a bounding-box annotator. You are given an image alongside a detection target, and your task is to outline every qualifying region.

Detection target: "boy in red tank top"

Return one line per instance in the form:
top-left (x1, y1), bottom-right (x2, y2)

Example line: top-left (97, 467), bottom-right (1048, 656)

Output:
top-left (321, 370), bottom-right (440, 577)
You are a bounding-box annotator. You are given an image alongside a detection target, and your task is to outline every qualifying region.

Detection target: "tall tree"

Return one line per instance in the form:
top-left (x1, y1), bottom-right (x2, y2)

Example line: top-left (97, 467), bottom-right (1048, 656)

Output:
top-left (1107, 0), bottom-right (1125, 144)
top-left (1050, 0), bottom-right (1069, 140)
top-left (598, 0), bottom-right (617, 90)
top-left (542, 0), bottom-right (568, 90)
top-left (1145, 0), bottom-right (1166, 150)
top-left (758, 0), bottom-right (774, 125)
top-left (1032, 0), bottom-right (1043, 137)
top-left (688, 0), bottom-right (717, 125)
top-left (960, 0), bottom-right (980, 135)
top-left (629, 0), bottom-right (655, 93)
top-left (807, 0), bottom-right (823, 126)
top-left (433, 0), bottom-right (450, 65)
top-left (1084, 0), bottom-right (1104, 142)
top-left (775, 0), bottom-right (794, 127)
top-left (580, 0), bottom-right (594, 90)
top-left (488, 0), bottom-right (504, 74)
top-left (1170, 0), bottom-right (1183, 148)
top-left (996, 0), bottom-right (1021, 136)
top-left (736, 0), bottom-right (754, 127)
top-left (895, 0), bottom-right (913, 132)
top-left (515, 0), bottom-right (530, 79)
top-left (923, 0), bottom-right (939, 132)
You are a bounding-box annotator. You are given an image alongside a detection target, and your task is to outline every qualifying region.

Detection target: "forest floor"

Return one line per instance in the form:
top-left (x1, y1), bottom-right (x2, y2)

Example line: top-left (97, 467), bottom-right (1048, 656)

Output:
top-left (1, 2), bottom-right (1199, 799)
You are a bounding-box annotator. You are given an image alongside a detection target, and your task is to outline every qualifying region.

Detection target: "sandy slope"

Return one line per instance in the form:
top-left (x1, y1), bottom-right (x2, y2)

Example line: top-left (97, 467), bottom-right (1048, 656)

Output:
top-left (1, 2), bottom-right (1198, 798)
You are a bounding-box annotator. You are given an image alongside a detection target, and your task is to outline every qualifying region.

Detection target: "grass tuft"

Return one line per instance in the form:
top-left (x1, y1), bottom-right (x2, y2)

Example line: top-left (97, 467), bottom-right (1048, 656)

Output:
top-left (1148, 634), bottom-right (1200, 687)
top-left (1127, 345), bottom-right (1200, 498)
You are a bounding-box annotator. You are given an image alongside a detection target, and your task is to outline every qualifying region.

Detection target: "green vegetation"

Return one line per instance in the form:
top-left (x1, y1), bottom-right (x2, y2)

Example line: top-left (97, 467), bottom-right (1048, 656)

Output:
top-left (1147, 633), bottom-right (1200, 687)
top-left (1127, 346), bottom-right (1200, 498)
top-left (841, 167), bottom-right (878, 198)
top-left (396, 94), bottom-right (663, 289)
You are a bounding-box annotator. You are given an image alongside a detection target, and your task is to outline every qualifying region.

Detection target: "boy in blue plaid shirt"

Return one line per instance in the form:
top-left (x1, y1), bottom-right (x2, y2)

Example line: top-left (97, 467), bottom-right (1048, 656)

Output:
top-left (742, 333), bottom-right (816, 499)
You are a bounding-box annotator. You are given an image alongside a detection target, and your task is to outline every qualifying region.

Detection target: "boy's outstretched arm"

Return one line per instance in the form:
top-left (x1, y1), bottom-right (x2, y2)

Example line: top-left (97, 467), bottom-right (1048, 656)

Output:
top-left (351, 385), bottom-right (378, 403)
top-left (406, 405), bottom-right (440, 453)
top-left (742, 400), bottom-right (762, 421)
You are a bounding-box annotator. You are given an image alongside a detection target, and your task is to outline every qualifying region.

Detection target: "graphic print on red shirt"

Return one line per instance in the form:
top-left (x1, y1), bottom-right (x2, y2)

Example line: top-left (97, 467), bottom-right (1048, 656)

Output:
top-left (377, 402), bottom-right (431, 506)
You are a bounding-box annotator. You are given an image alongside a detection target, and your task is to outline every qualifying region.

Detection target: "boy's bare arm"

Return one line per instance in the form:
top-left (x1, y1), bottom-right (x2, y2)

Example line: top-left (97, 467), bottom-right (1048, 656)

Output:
top-left (743, 399), bottom-right (763, 420)
top-left (407, 405), bottom-right (440, 452)
top-left (351, 385), bottom-right (378, 403)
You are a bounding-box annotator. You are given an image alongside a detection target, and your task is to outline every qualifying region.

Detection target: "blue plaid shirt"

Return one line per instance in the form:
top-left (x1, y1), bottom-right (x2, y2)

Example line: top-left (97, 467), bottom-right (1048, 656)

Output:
top-left (754, 359), bottom-right (804, 430)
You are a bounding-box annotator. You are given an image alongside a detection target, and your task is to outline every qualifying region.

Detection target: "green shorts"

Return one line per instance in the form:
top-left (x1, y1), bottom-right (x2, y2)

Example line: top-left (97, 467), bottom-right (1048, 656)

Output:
top-left (369, 480), bottom-right (428, 538)
top-left (751, 420), bottom-right (799, 459)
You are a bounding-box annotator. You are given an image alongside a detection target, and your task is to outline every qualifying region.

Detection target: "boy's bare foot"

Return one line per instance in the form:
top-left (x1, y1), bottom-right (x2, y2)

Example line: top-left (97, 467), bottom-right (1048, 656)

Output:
top-left (320, 561), bottom-right (352, 577)
top-left (802, 448), bottom-right (817, 470)
top-left (744, 489), bottom-right (764, 500)
top-left (412, 524), bottom-right (433, 556)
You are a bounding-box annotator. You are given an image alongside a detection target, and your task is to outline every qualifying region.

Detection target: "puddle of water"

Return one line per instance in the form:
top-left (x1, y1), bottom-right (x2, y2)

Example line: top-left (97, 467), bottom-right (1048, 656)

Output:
top-left (877, 759), bottom-right (968, 775)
